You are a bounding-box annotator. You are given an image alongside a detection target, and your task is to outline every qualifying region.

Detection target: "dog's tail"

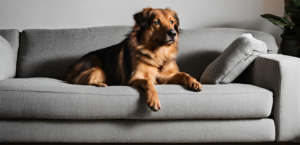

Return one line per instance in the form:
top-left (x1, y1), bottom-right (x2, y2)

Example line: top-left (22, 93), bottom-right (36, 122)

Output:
top-left (65, 54), bottom-right (96, 84)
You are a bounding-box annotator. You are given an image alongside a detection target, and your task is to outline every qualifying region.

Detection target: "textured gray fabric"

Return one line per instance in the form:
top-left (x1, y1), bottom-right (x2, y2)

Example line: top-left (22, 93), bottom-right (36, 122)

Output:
top-left (246, 54), bottom-right (300, 141)
top-left (0, 78), bottom-right (272, 119)
top-left (0, 36), bottom-right (16, 80)
top-left (200, 33), bottom-right (267, 84)
top-left (0, 29), bottom-right (19, 64)
top-left (18, 26), bottom-right (131, 79)
top-left (0, 119), bottom-right (275, 143)
top-left (177, 28), bottom-right (278, 81)
top-left (17, 26), bottom-right (278, 80)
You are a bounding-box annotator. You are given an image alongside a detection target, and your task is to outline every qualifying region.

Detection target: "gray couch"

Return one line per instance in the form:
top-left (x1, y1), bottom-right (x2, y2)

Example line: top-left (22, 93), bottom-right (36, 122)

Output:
top-left (0, 26), bottom-right (299, 143)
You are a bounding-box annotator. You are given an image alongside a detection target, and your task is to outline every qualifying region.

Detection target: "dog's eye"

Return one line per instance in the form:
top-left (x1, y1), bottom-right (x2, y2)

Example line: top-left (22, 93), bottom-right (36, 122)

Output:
top-left (170, 20), bottom-right (173, 24)
top-left (154, 21), bottom-right (160, 25)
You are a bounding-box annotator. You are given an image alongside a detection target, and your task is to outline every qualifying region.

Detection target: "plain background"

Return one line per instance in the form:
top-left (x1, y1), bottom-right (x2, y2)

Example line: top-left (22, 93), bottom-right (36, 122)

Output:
top-left (0, 0), bottom-right (283, 46)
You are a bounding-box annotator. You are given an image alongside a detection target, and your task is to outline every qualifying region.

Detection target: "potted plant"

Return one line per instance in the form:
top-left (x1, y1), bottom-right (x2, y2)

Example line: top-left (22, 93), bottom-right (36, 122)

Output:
top-left (261, 0), bottom-right (300, 57)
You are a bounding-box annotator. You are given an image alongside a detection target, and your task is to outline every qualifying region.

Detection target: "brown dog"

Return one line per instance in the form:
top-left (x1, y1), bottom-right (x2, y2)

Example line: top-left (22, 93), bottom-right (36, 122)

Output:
top-left (66, 7), bottom-right (202, 111)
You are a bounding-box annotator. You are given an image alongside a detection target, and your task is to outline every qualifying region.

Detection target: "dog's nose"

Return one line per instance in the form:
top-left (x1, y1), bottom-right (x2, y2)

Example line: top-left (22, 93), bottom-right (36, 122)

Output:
top-left (167, 30), bottom-right (176, 37)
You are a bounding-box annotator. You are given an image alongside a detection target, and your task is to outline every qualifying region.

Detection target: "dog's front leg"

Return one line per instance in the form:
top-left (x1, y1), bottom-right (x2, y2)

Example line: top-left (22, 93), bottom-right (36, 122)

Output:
top-left (129, 76), bottom-right (161, 112)
top-left (167, 72), bottom-right (202, 91)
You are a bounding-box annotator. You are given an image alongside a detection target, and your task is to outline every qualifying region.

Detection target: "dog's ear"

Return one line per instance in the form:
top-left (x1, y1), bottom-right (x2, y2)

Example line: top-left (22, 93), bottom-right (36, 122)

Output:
top-left (165, 8), bottom-right (180, 32)
top-left (133, 7), bottom-right (153, 30)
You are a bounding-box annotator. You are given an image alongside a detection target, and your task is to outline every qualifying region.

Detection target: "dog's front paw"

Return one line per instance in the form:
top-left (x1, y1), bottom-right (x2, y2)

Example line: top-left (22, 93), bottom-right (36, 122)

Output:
top-left (146, 92), bottom-right (161, 112)
top-left (188, 80), bottom-right (202, 92)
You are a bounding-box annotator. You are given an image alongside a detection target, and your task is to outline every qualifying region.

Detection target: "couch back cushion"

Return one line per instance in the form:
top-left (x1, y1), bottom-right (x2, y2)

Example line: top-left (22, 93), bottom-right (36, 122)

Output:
top-left (17, 26), bottom-right (278, 80)
top-left (0, 29), bottom-right (19, 64)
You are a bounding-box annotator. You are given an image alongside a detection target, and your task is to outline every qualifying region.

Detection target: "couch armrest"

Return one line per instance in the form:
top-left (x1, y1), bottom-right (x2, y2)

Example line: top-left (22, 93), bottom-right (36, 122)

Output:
top-left (247, 54), bottom-right (300, 141)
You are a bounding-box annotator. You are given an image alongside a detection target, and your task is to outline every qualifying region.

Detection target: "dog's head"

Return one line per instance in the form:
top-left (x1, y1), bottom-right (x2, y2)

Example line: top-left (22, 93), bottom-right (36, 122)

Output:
top-left (133, 7), bottom-right (180, 46)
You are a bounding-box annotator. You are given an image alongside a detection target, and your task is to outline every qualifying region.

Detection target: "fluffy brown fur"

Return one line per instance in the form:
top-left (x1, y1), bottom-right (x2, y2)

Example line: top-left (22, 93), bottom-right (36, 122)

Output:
top-left (66, 7), bottom-right (202, 111)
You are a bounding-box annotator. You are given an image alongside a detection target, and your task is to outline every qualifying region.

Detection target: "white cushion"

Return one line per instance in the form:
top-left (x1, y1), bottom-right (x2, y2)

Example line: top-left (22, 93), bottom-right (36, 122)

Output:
top-left (0, 36), bottom-right (15, 80)
top-left (200, 33), bottom-right (267, 84)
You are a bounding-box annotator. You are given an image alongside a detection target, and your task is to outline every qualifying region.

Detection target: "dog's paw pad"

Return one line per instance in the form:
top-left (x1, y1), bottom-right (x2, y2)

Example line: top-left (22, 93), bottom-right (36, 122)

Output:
top-left (188, 81), bottom-right (202, 92)
top-left (147, 97), bottom-right (161, 112)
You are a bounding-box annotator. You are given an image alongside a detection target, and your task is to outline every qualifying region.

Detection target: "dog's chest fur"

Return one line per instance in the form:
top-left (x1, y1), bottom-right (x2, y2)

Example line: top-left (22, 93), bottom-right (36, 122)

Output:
top-left (131, 44), bottom-right (179, 85)
top-left (136, 44), bottom-right (178, 68)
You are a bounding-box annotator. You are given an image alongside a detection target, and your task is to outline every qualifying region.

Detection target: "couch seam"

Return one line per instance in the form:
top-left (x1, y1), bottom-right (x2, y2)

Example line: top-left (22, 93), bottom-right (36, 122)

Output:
top-left (219, 53), bottom-right (251, 83)
top-left (0, 89), bottom-right (272, 96)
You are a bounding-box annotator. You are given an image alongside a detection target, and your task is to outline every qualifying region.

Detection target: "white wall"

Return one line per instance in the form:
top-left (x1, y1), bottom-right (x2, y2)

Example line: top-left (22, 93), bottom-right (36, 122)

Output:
top-left (0, 0), bottom-right (284, 46)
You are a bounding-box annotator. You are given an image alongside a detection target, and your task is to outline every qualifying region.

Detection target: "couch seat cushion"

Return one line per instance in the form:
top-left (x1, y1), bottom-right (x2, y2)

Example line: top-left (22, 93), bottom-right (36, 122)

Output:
top-left (0, 78), bottom-right (273, 119)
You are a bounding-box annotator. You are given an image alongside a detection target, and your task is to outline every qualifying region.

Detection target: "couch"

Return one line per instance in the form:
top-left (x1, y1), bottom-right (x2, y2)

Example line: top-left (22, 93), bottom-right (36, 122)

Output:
top-left (0, 26), bottom-right (299, 143)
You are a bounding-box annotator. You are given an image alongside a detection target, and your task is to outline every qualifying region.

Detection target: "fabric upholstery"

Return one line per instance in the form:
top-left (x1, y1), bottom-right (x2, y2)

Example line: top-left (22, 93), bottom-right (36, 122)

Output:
top-left (0, 36), bottom-right (16, 80)
top-left (0, 29), bottom-right (19, 64)
top-left (17, 26), bottom-right (278, 80)
top-left (0, 119), bottom-right (275, 143)
top-left (247, 54), bottom-right (300, 141)
top-left (0, 78), bottom-right (272, 119)
top-left (18, 26), bottom-right (131, 80)
top-left (177, 28), bottom-right (278, 81)
top-left (200, 33), bottom-right (267, 84)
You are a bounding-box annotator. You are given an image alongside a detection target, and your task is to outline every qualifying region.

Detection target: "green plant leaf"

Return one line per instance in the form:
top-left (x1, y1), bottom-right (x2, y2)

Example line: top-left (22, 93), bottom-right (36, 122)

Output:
top-left (292, 0), bottom-right (300, 8)
top-left (281, 17), bottom-right (295, 29)
top-left (261, 14), bottom-right (290, 29)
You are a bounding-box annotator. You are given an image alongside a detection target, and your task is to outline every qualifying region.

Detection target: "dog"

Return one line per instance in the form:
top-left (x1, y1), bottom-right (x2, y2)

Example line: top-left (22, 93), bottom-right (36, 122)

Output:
top-left (66, 7), bottom-right (202, 112)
